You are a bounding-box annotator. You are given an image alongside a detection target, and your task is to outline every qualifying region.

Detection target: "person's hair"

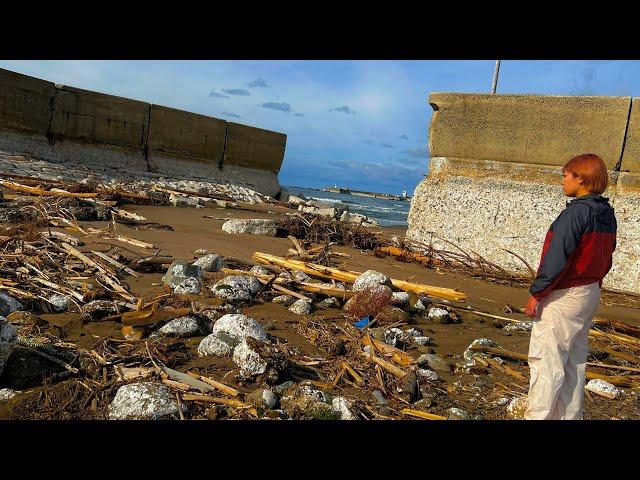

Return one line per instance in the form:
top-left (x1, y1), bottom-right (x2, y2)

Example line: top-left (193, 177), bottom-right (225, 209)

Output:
top-left (562, 153), bottom-right (609, 194)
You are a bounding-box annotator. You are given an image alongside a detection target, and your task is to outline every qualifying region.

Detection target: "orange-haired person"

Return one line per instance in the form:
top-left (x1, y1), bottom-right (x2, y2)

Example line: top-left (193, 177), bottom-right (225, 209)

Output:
top-left (524, 154), bottom-right (617, 420)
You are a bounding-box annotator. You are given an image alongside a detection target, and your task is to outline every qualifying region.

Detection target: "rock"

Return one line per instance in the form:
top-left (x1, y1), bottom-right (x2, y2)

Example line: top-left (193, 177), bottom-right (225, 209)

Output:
top-left (169, 194), bottom-right (202, 208)
top-left (447, 407), bottom-right (472, 420)
top-left (331, 396), bottom-right (358, 420)
top-left (371, 389), bottom-right (388, 405)
top-left (317, 297), bottom-right (341, 309)
top-left (382, 328), bottom-right (406, 347)
top-left (315, 207), bottom-right (337, 219)
top-left (108, 382), bottom-right (182, 420)
top-left (585, 379), bottom-right (621, 399)
top-left (162, 260), bottom-right (202, 289)
top-left (292, 270), bottom-right (312, 282)
top-left (428, 307), bottom-right (453, 323)
top-left (273, 381), bottom-right (295, 396)
top-left (414, 336), bottom-right (431, 346)
top-left (494, 397), bottom-right (510, 407)
top-left (463, 338), bottom-right (501, 361)
top-left (5, 311), bottom-right (44, 327)
top-left (506, 396), bottom-right (529, 419)
top-left (374, 306), bottom-right (408, 326)
top-left (391, 291), bottom-right (410, 306)
top-left (413, 396), bottom-right (435, 410)
top-left (416, 368), bottom-right (439, 382)
top-left (416, 354), bottom-right (451, 373)
top-left (212, 313), bottom-right (268, 342)
top-left (349, 213), bottom-right (368, 224)
top-left (155, 316), bottom-right (204, 338)
top-left (280, 384), bottom-right (337, 420)
top-left (197, 331), bottom-right (238, 357)
top-left (173, 277), bottom-right (202, 295)
top-left (352, 270), bottom-right (392, 291)
top-left (80, 300), bottom-right (118, 321)
top-left (0, 292), bottom-right (23, 317)
top-left (504, 321), bottom-right (534, 332)
top-left (0, 320), bottom-right (18, 376)
top-left (289, 299), bottom-right (313, 315)
top-left (414, 299), bottom-right (427, 310)
top-left (339, 210), bottom-right (350, 222)
top-left (48, 293), bottom-right (70, 312)
top-left (272, 295), bottom-right (295, 306)
top-left (248, 388), bottom-right (278, 409)
top-left (287, 195), bottom-right (306, 205)
top-left (397, 372), bottom-right (419, 402)
top-left (192, 253), bottom-right (223, 273)
top-left (0, 388), bottom-right (18, 402)
top-left (211, 275), bottom-right (261, 303)
top-left (221, 219), bottom-right (278, 236)
top-left (233, 337), bottom-right (288, 383)
top-left (250, 266), bottom-right (271, 276)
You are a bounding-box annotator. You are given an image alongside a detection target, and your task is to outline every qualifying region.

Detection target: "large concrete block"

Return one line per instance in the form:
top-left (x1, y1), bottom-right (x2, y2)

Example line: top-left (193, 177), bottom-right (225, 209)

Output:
top-left (406, 157), bottom-right (635, 294)
top-left (428, 93), bottom-right (630, 169)
top-left (50, 85), bottom-right (149, 149)
top-left (148, 105), bottom-right (226, 162)
top-left (0, 68), bottom-right (56, 134)
top-left (620, 97), bottom-right (640, 173)
top-left (224, 122), bottom-right (286, 173)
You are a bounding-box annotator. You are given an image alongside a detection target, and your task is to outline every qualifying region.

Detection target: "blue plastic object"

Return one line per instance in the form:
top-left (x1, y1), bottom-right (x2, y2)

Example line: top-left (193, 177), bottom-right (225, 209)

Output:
top-left (353, 315), bottom-right (373, 329)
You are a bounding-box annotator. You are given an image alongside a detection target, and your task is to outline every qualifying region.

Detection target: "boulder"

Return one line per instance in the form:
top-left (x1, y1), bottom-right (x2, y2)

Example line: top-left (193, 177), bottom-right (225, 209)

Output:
top-left (162, 260), bottom-right (202, 289)
top-left (80, 300), bottom-right (118, 321)
top-left (212, 313), bottom-right (268, 342)
top-left (155, 316), bottom-right (204, 338)
top-left (292, 270), bottom-right (312, 283)
top-left (289, 299), bottom-right (313, 315)
top-left (352, 270), bottom-right (392, 291)
top-left (173, 277), bottom-right (202, 295)
top-left (416, 353), bottom-right (451, 373)
top-left (315, 207), bottom-right (337, 219)
top-left (339, 210), bottom-right (350, 222)
top-left (232, 337), bottom-right (288, 383)
top-left (0, 292), bottom-right (23, 317)
top-left (221, 219), bottom-right (278, 236)
top-left (48, 293), bottom-right (70, 312)
top-left (585, 379), bottom-right (620, 399)
top-left (272, 295), bottom-right (295, 306)
top-left (331, 396), bottom-right (358, 420)
top-left (428, 307), bottom-right (453, 323)
top-left (391, 291), bottom-right (410, 307)
top-left (414, 336), bottom-right (431, 346)
top-left (447, 407), bottom-right (472, 420)
top-left (0, 388), bottom-right (18, 402)
top-left (192, 253), bottom-right (223, 273)
top-left (250, 266), bottom-right (271, 276)
top-left (108, 382), bottom-right (182, 420)
top-left (0, 320), bottom-right (18, 376)
top-left (211, 275), bottom-right (261, 303)
top-left (197, 331), bottom-right (238, 357)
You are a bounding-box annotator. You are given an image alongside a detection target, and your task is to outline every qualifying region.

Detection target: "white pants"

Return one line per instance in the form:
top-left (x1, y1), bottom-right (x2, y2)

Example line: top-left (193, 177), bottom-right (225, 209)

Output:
top-left (524, 282), bottom-right (601, 420)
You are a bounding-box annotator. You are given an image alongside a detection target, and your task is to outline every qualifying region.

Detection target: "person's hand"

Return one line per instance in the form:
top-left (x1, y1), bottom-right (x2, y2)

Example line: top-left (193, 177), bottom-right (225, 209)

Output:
top-left (525, 295), bottom-right (539, 318)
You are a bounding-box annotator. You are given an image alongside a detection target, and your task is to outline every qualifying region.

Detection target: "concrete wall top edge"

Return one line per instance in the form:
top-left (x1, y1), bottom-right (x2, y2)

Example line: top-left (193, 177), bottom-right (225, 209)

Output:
top-left (429, 92), bottom-right (632, 102)
top-left (620, 97), bottom-right (640, 173)
top-left (428, 91), bottom-right (631, 169)
top-left (227, 121), bottom-right (287, 139)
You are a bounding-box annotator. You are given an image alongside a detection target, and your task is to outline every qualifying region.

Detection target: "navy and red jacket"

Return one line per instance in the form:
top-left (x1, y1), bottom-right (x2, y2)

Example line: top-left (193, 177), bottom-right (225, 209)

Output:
top-left (529, 193), bottom-right (617, 300)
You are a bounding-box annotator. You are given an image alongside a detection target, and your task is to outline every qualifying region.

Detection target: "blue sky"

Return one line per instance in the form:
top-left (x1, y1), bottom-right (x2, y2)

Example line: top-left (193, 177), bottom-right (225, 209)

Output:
top-left (1, 60), bottom-right (639, 194)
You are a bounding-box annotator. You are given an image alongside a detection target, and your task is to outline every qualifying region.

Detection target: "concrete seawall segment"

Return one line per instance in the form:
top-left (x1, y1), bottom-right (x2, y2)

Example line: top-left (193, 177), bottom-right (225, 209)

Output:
top-left (0, 68), bottom-right (286, 197)
top-left (408, 93), bottom-right (640, 295)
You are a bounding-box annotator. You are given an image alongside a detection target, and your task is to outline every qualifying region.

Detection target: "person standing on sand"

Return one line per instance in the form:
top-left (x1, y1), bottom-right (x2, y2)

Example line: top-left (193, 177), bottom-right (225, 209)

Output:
top-left (523, 153), bottom-right (617, 420)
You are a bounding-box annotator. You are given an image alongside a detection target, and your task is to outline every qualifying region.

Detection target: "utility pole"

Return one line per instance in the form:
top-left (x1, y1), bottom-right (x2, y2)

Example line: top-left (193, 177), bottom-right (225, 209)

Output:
top-left (491, 60), bottom-right (501, 94)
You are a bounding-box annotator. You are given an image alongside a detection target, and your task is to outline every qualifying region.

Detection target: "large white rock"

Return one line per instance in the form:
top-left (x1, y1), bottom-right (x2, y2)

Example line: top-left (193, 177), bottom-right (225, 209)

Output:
top-left (331, 396), bottom-right (358, 420)
top-left (197, 331), bottom-right (238, 357)
top-left (173, 277), bottom-right (203, 295)
top-left (352, 270), bottom-right (391, 291)
top-left (586, 379), bottom-right (620, 399)
top-left (391, 291), bottom-right (410, 306)
top-left (48, 293), bottom-right (70, 312)
top-left (0, 320), bottom-right (18, 376)
top-left (289, 299), bottom-right (313, 315)
top-left (156, 316), bottom-right (203, 338)
top-left (222, 219), bottom-right (277, 236)
top-left (162, 260), bottom-right (202, 289)
top-left (212, 313), bottom-right (267, 342)
top-left (108, 382), bottom-right (181, 420)
top-left (233, 338), bottom-right (269, 377)
top-left (211, 275), bottom-right (261, 302)
top-left (192, 253), bottom-right (223, 272)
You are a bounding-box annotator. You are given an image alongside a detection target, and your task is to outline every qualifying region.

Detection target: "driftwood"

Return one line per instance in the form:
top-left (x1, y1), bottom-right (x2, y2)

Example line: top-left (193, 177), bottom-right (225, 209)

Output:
top-left (252, 252), bottom-right (466, 302)
top-left (401, 408), bottom-right (447, 420)
top-left (0, 179), bottom-right (98, 198)
top-left (186, 371), bottom-right (239, 397)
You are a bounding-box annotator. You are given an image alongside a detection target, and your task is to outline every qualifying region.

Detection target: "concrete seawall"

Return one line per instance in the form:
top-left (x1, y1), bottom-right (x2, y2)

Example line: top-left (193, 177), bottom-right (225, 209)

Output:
top-left (407, 92), bottom-right (640, 295)
top-left (0, 68), bottom-right (286, 197)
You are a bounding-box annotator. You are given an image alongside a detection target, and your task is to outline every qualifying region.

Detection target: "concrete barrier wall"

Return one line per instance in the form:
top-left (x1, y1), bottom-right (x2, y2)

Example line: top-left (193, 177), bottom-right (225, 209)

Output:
top-left (0, 68), bottom-right (287, 196)
top-left (225, 122), bottom-right (287, 173)
top-left (429, 92), bottom-right (630, 169)
top-left (408, 92), bottom-right (640, 295)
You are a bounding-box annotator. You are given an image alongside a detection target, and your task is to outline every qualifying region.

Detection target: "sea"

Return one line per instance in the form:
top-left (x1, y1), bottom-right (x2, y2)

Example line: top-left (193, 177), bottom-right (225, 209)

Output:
top-left (283, 185), bottom-right (411, 227)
